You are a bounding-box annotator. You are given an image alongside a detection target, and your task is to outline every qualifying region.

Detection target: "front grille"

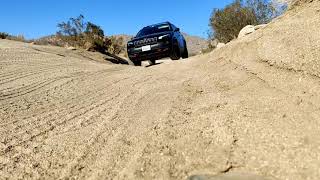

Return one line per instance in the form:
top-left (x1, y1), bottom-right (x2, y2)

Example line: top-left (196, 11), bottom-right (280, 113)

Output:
top-left (134, 37), bottom-right (158, 47)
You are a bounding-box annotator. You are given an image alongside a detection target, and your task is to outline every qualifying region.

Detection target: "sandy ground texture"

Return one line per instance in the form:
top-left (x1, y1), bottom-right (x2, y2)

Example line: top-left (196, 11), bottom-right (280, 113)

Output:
top-left (1, 1), bottom-right (320, 180)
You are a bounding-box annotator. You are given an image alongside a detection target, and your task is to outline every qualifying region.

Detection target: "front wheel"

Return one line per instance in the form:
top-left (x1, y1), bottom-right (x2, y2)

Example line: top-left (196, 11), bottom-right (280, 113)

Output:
top-left (182, 41), bottom-right (188, 59)
top-left (170, 40), bottom-right (181, 60)
top-left (148, 59), bottom-right (156, 65)
top-left (133, 60), bottom-right (141, 66)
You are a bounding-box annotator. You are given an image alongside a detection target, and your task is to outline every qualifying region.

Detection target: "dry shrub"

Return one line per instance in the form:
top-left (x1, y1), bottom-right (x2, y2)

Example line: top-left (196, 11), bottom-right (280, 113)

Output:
top-left (106, 36), bottom-right (124, 54)
top-left (33, 35), bottom-right (66, 46)
top-left (0, 32), bottom-right (27, 42)
top-left (7, 34), bottom-right (26, 42)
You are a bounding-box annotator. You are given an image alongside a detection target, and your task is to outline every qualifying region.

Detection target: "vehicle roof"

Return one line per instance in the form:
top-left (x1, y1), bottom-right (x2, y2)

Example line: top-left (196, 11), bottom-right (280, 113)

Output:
top-left (145, 22), bottom-right (172, 28)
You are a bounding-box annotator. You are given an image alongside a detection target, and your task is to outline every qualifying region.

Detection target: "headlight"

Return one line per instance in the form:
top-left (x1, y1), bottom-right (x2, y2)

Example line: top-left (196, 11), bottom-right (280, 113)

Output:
top-left (158, 34), bottom-right (170, 40)
top-left (127, 42), bottom-right (134, 46)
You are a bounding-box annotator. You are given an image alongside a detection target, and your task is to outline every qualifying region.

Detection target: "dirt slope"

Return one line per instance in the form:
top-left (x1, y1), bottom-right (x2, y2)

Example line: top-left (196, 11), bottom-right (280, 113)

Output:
top-left (1, 1), bottom-right (320, 180)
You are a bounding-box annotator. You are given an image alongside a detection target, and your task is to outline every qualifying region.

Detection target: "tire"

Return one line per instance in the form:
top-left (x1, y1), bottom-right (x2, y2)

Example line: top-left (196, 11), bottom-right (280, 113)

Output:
top-left (148, 59), bottom-right (156, 65)
top-left (170, 40), bottom-right (181, 60)
top-left (133, 60), bottom-right (141, 66)
top-left (182, 40), bottom-right (189, 59)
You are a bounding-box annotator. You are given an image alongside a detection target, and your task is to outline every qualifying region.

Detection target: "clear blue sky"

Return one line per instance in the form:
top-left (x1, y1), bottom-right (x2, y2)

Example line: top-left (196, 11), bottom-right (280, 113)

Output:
top-left (0, 0), bottom-right (233, 39)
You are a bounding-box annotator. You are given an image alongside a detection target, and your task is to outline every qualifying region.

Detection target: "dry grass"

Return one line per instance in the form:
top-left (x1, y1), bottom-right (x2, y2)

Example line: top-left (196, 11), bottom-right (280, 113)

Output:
top-left (7, 34), bottom-right (26, 42)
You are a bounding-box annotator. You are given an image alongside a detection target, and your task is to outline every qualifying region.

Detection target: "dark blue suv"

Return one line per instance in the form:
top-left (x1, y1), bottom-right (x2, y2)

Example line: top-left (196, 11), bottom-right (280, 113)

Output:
top-left (127, 22), bottom-right (188, 66)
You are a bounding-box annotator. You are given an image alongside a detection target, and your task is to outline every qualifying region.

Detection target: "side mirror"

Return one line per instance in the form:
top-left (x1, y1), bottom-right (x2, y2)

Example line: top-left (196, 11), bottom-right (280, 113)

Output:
top-left (175, 28), bottom-right (180, 32)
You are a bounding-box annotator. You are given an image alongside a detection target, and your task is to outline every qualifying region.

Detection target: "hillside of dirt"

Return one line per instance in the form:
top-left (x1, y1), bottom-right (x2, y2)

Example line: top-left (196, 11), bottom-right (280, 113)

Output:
top-left (1, 1), bottom-right (320, 180)
top-left (35, 33), bottom-right (208, 57)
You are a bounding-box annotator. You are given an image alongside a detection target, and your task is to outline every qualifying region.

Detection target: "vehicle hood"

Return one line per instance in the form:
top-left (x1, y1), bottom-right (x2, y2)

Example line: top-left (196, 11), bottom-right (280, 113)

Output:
top-left (130, 31), bottom-right (172, 42)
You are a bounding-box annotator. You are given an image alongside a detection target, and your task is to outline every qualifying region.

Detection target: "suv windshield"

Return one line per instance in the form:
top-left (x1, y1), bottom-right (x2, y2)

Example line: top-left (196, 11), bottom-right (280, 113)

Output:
top-left (136, 24), bottom-right (171, 37)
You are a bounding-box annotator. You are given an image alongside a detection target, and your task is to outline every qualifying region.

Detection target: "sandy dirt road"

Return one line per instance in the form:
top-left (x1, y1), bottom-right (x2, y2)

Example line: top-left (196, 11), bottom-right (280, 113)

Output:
top-left (1, 2), bottom-right (320, 180)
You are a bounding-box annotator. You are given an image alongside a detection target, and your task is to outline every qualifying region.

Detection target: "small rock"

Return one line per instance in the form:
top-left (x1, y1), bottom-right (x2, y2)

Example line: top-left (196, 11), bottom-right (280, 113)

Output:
top-left (238, 25), bottom-right (255, 38)
top-left (188, 175), bottom-right (208, 180)
top-left (210, 39), bottom-right (219, 48)
top-left (188, 172), bottom-right (277, 180)
top-left (67, 46), bottom-right (76, 50)
top-left (216, 43), bottom-right (226, 49)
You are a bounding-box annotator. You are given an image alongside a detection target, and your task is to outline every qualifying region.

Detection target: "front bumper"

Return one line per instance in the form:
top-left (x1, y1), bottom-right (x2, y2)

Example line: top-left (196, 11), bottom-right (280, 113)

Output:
top-left (127, 42), bottom-right (171, 61)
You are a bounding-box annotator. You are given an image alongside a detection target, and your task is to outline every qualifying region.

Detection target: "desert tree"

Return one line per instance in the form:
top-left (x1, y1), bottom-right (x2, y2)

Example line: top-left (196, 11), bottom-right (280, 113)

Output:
top-left (57, 14), bottom-right (87, 46)
top-left (245, 0), bottom-right (275, 24)
top-left (57, 15), bottom-right (124, 54)
top-left (0, 32), bottom-right (9, 39)
top-left (85, 22), bottom-right (105, 37)
top-left (245, 0), bottom-right (287, 23)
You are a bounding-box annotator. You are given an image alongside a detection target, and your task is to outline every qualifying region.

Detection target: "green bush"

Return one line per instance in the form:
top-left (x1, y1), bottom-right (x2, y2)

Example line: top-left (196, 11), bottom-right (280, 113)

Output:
top-left (210, 0), bottom-right (257, 43)
top-left (0, 32), bottom-right (9, 39)
top-left (209, 0), bottom-right (285, 43)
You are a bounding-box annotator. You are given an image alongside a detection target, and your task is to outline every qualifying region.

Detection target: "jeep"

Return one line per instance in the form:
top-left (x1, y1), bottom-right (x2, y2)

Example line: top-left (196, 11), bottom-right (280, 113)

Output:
top-left (127, 22), bottom-right (188, 66)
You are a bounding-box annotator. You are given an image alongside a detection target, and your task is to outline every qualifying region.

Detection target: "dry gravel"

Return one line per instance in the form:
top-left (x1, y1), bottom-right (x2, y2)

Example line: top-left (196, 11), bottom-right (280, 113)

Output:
top-left (1, 2), bottom-right (320, 179)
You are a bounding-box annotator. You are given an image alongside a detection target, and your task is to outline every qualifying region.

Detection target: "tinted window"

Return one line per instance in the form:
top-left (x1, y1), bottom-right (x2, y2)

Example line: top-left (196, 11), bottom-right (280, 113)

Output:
top-left (136, 24), bottom-right (171, 37)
